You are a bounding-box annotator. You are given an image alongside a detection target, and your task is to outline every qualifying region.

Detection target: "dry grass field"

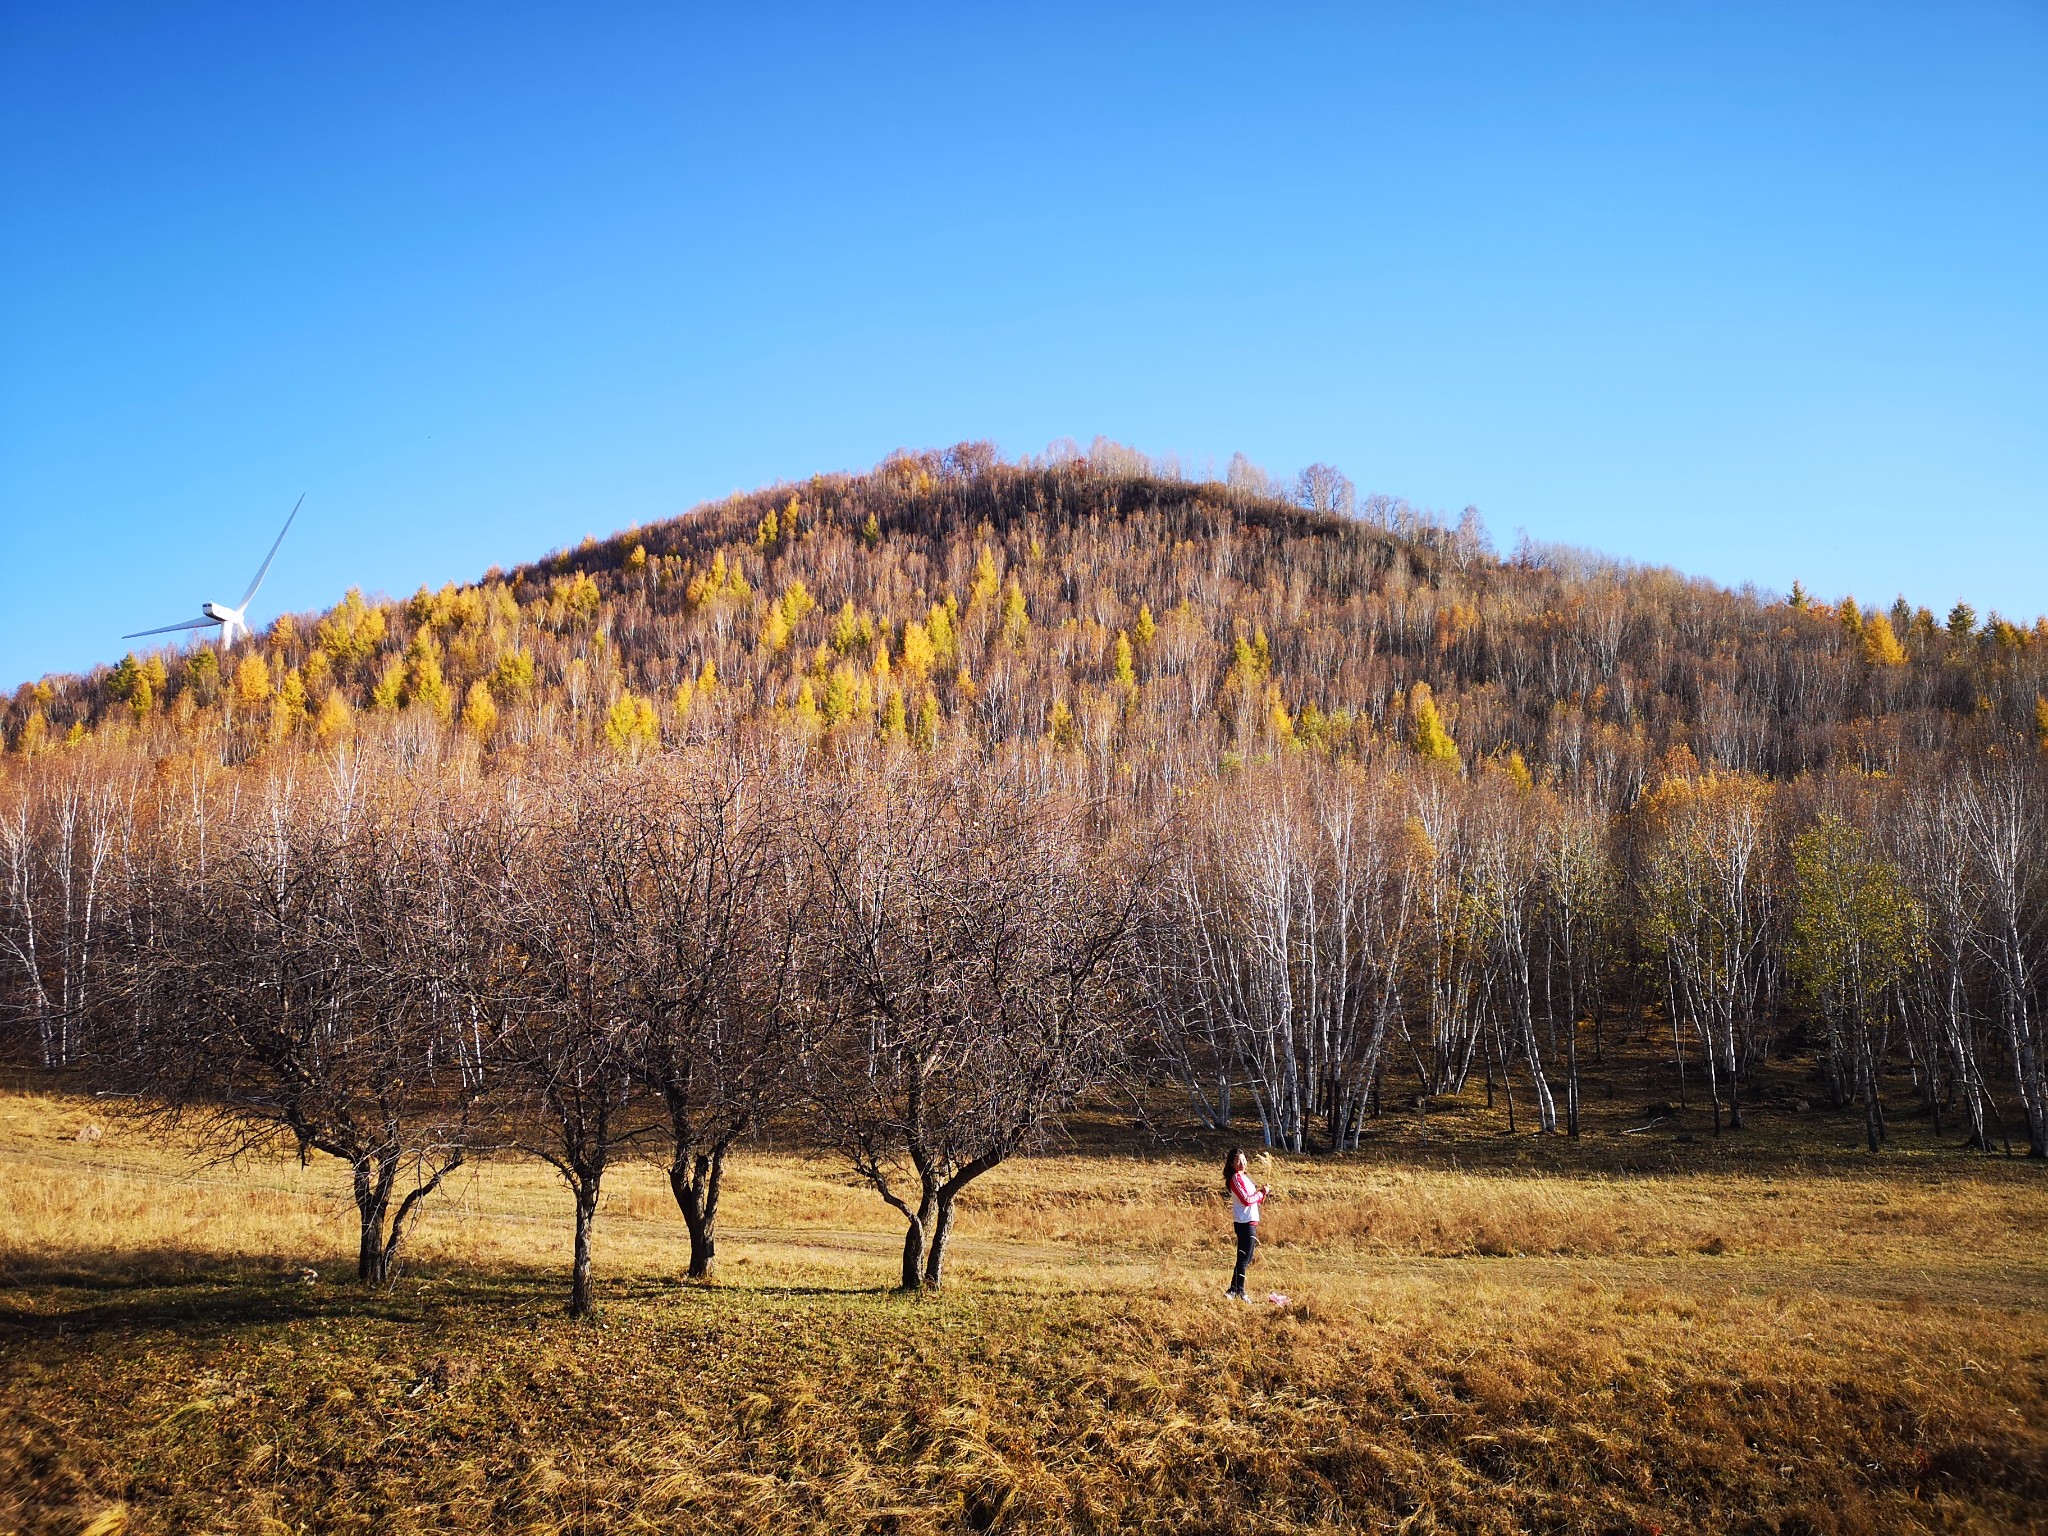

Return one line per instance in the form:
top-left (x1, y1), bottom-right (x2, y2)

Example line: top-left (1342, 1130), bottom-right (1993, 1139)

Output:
top-left (3, 1073), bottom-right (2046, 1536)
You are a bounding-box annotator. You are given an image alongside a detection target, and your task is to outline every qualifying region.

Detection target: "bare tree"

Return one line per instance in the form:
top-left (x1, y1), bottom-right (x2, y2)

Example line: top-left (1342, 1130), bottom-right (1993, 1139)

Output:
top-left (806, 754), bottom-right (1137, 1291)
top-left (105, 759), bottom-right (484, 1284)
top-left (1295, 463), bottom-right (1356, 517)
top-left (493, 769), bottom-right (663, 1315)
top-left (1138, 764), bottom-right (1414, 1152)
top-left (0, 756), bottom-right (129, 1068)
top-left (636, 749), bottom-right (803, 1279)
top-left (1636, 770), bottom-right (1778, 1132)
top-left (1956, 752), bottom-right (2048, 1157)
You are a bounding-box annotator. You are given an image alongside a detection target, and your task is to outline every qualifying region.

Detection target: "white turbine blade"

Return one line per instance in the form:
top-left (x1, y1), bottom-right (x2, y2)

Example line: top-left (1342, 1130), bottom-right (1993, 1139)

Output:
top-left (122, 617), bottom-right (219, 639)
top-left (238, 493), bottom-right (305, 610)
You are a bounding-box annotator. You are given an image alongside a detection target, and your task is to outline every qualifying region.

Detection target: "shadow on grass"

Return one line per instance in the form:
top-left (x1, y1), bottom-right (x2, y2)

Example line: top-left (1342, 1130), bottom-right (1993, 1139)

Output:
top-left (0, 1250), bottom-right (950, 1346)
top-left (0, 1252), bottom-right (572, 1342)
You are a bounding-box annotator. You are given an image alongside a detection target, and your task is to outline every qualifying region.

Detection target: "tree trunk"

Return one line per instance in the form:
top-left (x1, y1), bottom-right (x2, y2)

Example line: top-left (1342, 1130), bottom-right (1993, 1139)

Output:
top-left (923, 1197), bottom-right (956, 1289)
top-left (899, 1191), bottom-right (934, 1291)
top-left (373, 1150), bottom-right (463, 1288)
top-left (1857, 1027), bottom-right (1883, 1154)
top-left (670, 1144), bottom-right (728, 1281)
top-left (1701, 1019), bottom-right (1723, 1135)
top-left (1520, 1017), bottom-right (1557, 1133)
top-left (1564, 1015), bottom-right (1581, 1139)
top-left (570, 1178), bottom-right (600, 1317)
top-left (352, 1157), bottom-right (397, 1286)
top-left (922, 1153), bottom-right (1001, 1290)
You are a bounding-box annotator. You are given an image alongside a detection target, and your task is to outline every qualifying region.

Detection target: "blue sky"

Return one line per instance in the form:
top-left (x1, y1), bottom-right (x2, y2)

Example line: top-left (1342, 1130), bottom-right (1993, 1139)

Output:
top-left (3, 3), bottom-right (2043, 684)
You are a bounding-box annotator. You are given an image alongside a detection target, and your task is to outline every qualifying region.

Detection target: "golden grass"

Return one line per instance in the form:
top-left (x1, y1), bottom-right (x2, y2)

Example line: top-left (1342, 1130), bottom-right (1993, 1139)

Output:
top-left (4, 1088), bottom-right (2046, 1534)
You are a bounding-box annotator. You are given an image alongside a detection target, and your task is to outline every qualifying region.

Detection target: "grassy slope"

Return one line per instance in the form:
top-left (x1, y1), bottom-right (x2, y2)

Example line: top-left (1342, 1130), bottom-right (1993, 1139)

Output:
top-left (4, 1062), bottom-right (2046, 1536)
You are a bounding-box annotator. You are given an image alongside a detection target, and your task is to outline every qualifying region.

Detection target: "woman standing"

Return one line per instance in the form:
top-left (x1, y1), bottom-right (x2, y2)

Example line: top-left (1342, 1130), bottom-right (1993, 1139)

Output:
top-left (1223, 1146), bottom-right (1266, 1301)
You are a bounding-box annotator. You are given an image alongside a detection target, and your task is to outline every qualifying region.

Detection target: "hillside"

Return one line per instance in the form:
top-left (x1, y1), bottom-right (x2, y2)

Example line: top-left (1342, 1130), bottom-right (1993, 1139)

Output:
top-left (8, 442), bottom-right (2047, 787)
top-left (6, 442), bottom-right (2048, 1168)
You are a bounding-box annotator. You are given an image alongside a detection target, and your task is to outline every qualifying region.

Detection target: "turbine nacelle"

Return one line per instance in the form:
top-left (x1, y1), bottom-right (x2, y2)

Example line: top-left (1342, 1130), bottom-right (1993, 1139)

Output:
top-left (123, 497), bottom-right (302, 651)
top-left (200, 601), bottom-right (249, 647)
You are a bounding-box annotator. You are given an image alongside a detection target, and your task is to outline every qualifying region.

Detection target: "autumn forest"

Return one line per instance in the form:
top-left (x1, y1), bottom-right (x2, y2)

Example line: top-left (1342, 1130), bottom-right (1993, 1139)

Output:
top-left (6, 441), bottom-right (2048, 1302)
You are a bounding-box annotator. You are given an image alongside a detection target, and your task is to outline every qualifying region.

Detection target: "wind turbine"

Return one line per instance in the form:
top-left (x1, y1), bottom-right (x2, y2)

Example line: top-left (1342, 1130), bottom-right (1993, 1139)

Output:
top-left (124, 496), bottom-right (305, 651)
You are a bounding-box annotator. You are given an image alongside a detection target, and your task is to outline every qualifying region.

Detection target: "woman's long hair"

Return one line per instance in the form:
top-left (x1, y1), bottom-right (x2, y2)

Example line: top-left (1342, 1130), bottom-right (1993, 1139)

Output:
top-left (1223, 1146), bottom-right (1245, 1194)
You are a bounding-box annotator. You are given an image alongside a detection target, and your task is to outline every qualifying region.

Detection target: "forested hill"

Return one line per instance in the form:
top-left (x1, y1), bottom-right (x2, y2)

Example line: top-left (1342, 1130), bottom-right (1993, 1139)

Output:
top-left (9, 442), bottom-right (2045, 791)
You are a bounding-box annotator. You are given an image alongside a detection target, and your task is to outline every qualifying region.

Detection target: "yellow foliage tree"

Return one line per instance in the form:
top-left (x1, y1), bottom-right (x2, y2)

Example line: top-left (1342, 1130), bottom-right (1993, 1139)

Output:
top-left (912, 692), bottom-right (940, 750)
top-left (927, 602), bottom-right (959, 668)
top-left (491, 647), bottom-right (536, 697)
top-left (553, 572), bottom-right (602, 621)
top-left (271, 670), bottom-right (309, 739)
top-left (461, 680), bottom-right (499, 739)
top-left (314, 691), bottom-right (353, 745)
top-left (405, 632), bottom-right (450, 717)
top-left (899, 620), bottom-right (935, 682)
top-left (1048, 698), bottom-right (1078, 750)
top-left (370, 657), bottom-right (406, 712)
top-left (999, 580), bottom-right (1029, 648)
top-left (968, 547), bottom-right (1001, 609)
top-left (1267, 687), bottom-right (1296, 747)
top-left (1862, 614), bottom-right (1907, 667)
top-left (1409, 682), bottom-right (1461, 770)
top-left (822, 664), bottom-right (865, 728)
top-left (789, 681), bottom-right (823, 739)
top-left (878, 687), bottom-right (907, 743)
top-left (233, 652), bottom-right (273, 710)
top-left (315, 589), bottom-right (386, 665)
top-left (602, 692), bottom-right (659, 754)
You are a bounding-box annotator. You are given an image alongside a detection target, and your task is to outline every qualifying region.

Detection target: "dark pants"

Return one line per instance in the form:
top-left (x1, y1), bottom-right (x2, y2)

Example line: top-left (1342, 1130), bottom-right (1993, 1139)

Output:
top-left (1230, 1221), bottom-right (1257, 1295)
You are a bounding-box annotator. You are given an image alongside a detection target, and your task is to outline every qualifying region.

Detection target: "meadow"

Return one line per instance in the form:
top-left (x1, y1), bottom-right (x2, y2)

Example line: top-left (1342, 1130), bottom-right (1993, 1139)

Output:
top-left (3, 1074), bottom-right (2045, 1536)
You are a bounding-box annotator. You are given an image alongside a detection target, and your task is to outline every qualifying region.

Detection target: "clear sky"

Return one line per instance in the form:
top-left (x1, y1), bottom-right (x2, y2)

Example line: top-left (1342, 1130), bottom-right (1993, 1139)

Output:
top-left (3, 3), bottom-right (2043, 685)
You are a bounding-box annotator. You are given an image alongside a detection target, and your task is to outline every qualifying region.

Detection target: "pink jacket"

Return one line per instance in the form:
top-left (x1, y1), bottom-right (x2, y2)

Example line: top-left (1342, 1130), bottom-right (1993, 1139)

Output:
top-left (1230, 1170), bottom-right (1265, 1224)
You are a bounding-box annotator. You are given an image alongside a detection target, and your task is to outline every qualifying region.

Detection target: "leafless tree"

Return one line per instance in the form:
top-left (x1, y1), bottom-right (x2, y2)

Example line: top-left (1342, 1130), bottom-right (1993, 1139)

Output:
top-left (102, 758), bottom-right (485, 1284)
top-left (1956, 752), bottom-right (2048, 1157)
top-left (492, 769), bottom-right (664, 1314)
top-left (635, 749), bottom-right (804, 1279)
top-left (805, 753), bottom-right (1138, 1290)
